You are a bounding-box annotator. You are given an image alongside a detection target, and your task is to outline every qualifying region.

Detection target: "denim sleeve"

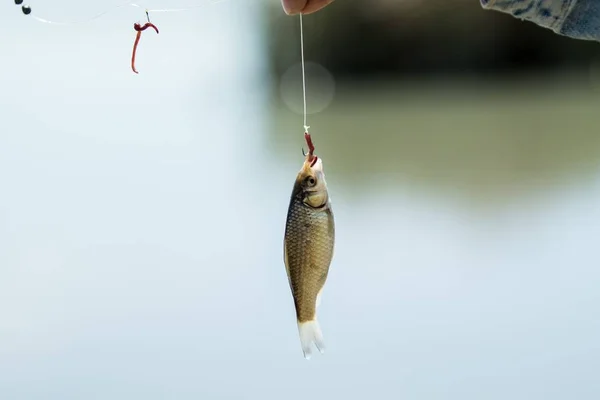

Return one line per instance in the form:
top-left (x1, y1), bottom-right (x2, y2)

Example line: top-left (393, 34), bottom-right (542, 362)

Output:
top-left (480, 0), bottom-right (600, 42)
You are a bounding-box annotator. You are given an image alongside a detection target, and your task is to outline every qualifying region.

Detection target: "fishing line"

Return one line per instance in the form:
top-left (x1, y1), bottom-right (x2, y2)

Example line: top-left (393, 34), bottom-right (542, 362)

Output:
top-left (17, 0), bottom-right (228, 25)
top-left (27, 0), bottom-right (136, 25)
top-left (130, 0), bottom-right (228, 13)
top-left (300, 13), bottom-right (309, 133)
top-left (298, 12), bottom-right (318, 167)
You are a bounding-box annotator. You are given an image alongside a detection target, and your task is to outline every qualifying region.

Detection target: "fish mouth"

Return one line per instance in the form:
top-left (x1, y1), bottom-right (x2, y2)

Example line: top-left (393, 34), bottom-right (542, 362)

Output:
top-left (302, 156), bottom-right (323, 173)
top-left (311, 157), bottom-right (323, 171)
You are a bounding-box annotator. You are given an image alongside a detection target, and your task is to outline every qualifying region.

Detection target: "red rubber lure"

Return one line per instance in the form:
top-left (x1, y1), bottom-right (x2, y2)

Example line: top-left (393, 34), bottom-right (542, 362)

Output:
top-left (304, 132), bottom-right (318, 167)
top-left (131, 13), bottom-right (159, 74)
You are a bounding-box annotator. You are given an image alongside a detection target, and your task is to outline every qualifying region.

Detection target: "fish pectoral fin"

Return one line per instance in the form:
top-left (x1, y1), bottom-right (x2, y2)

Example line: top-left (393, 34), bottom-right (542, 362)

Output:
top-left (297, 319), bottom-right (325, 360)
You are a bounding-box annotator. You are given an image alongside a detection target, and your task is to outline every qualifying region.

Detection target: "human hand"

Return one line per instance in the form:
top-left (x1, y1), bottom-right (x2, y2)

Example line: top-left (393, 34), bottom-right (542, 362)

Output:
top-left (281, 0), bottom-right (334, 15)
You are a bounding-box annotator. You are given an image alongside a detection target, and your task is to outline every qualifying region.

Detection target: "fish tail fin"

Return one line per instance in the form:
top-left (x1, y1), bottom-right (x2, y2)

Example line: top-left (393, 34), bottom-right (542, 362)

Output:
top-left (297, 319), bottom-right (325, 360)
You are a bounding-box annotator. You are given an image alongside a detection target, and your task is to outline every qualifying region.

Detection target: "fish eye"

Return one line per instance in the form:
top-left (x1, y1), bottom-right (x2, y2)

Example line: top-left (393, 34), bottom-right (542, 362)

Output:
top-left (304, 176), bottom-right (317, 187)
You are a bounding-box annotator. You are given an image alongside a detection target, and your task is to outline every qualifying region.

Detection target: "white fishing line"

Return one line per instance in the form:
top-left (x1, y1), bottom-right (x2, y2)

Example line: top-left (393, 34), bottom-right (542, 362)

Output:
top-left (30, 0), bottom-right (133, 25)
top-left (300, 13), bottom-right (309, 133)
top-left (28, 0), bottom-right (228, 25)
top-left (130, 0), bottom-right (227, 13)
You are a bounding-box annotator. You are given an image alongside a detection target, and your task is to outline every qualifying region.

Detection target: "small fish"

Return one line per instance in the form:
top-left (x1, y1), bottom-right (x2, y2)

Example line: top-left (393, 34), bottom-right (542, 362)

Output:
top-left (283, 132), bottom-right (335, 359)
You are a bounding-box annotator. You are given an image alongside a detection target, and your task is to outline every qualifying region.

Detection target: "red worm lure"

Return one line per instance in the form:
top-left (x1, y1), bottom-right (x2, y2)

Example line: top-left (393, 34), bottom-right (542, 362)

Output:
top-left (303, 132), bottom-right (318, 167)
top-left (131, 14), bottom-right (159, 74)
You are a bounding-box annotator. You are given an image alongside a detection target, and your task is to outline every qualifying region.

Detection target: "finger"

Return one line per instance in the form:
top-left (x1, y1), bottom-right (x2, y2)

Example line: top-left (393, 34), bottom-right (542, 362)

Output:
top-left (301, 0), bottom-right (334, 15)
top-left (281, 0), bottom-right (334, 15)
top-left (281, 0), bottom-right (307, 15)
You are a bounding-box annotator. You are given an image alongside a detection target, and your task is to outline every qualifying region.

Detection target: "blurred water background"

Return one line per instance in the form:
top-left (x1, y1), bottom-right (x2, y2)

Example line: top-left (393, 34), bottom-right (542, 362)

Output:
top-left (1, 0), bottom-right (599, 399)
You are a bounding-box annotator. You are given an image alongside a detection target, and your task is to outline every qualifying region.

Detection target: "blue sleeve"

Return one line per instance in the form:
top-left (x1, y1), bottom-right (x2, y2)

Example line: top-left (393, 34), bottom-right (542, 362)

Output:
top-left (480, 0), bottom-right (600, 42)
